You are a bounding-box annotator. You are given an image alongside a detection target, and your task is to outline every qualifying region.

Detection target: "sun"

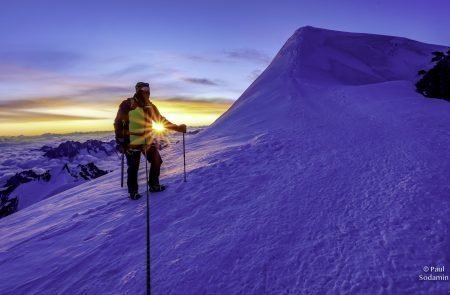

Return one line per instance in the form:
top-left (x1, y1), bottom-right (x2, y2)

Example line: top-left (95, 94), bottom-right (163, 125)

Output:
top-left (152, 121), bottom-right (165, 133)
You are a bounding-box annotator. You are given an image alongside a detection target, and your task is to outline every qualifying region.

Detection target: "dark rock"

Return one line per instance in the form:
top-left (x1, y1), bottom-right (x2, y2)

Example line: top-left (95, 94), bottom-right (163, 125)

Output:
top-left (62, 162), bottom-right (109, 180)
top-left (78, 162), bottom-right (108, 180)
top-left (416, 50), bottom-right (450, 102)
top-left (0, 170), bottom-right (50, 219)
top-left (43, 139), bottom-right (116, 159)
top-left (0, 195), bottom-right (18, 219)
top-left (0, 170), bottom-right (51, 199)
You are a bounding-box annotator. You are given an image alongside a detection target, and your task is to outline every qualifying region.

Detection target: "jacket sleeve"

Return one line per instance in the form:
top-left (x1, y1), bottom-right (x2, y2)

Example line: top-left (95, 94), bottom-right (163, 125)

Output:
top-left (150, 103), bottom-right (179, 131)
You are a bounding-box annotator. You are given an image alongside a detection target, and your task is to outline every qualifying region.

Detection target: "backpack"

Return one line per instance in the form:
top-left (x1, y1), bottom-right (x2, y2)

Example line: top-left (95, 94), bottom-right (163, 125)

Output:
top-left (113, 97), bottom-right (134, 146)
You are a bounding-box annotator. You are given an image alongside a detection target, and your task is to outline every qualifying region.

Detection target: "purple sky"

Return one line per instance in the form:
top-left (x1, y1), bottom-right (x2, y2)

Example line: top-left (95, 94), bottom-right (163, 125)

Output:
top-left (0, 0), bottom-right (448, 134)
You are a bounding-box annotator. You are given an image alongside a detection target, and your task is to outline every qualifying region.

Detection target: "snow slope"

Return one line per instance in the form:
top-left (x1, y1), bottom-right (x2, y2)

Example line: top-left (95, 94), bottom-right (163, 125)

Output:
top-left (1, 26), bottom-right (449, 294)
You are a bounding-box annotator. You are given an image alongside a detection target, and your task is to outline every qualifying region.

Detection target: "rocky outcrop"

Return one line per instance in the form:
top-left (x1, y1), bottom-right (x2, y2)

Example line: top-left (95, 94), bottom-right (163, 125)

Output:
top-left (0, 169), bottom-right (51, 199)
top-left (42, 139), bottom-right (116, 159)
top-left (62, 162), bottom-right (109, 180)
top-left (0, 169), bottom-right (51, 219)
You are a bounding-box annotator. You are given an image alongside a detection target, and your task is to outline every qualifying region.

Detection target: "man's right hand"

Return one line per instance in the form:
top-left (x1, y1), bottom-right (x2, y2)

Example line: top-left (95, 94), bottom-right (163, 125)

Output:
top-left (116, 137), bottom-right (128, 154)
top-left (116, 144), bottom-right (127, 154)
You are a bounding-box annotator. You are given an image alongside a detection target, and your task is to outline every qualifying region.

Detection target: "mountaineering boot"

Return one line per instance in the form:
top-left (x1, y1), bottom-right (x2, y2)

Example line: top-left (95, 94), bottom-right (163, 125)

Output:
top-left (129, 191), bottom-right (142, 200)
top-left (148, 183), bottom-right (166, 192)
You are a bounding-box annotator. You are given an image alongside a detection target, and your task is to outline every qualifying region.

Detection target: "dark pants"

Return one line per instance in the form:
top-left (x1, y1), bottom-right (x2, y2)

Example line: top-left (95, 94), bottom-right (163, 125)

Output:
top-left (126, 144), bottom-right (163, 194)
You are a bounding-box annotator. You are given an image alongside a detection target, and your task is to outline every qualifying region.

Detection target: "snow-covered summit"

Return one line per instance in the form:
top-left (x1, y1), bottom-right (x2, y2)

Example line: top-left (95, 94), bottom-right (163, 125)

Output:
top-left (197, 26), bottom-right (447, 138)
top-left (268, 25), bottom-right (446, 85)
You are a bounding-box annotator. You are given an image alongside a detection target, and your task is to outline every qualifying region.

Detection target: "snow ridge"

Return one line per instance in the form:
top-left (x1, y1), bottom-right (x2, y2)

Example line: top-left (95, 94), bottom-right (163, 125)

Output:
top-left (0, 26), bottom-right (449, 294)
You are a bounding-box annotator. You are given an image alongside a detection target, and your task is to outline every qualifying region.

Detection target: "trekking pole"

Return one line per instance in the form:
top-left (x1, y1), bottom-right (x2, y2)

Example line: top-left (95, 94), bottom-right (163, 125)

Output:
top-left (144, 120), bottom-right (151, 295)
top-left (121, 153), bottom-right (124, 187)
top-left (121, 120), bottom-right (125, 187)
top-left (183, 132), bottom-right (186, 182)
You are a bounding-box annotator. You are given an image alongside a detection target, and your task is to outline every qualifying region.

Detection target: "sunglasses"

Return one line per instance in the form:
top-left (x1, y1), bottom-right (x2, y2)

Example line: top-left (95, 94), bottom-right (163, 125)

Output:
top-left (139, 86), bottom-right (150, 93)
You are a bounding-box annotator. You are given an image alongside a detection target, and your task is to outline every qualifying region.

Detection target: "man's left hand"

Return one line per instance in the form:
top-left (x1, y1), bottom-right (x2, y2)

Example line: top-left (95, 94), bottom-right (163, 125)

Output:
top-left (178, 124), bottom-right (187, 133)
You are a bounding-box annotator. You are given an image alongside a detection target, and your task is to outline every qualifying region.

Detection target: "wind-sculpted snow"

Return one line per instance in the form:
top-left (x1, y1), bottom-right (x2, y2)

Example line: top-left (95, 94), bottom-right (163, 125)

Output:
top-left (0, 27), bottom-right (449, 294)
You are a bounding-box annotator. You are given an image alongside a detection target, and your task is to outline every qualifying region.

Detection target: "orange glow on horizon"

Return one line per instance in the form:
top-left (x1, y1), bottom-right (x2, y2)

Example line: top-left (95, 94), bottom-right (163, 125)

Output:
top-left (0, 99), bottom-right (232, 136)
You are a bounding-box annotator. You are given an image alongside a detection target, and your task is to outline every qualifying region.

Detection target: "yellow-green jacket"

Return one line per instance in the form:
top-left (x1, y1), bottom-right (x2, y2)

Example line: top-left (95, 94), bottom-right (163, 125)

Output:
top-left (114, 97), bottom-right (179, 148)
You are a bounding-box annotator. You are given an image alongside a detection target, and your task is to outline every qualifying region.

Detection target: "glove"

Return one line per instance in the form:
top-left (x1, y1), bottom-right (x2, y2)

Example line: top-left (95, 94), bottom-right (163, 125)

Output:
top-left (116, 144), bottom-right (128, 154)
top-left (116, 137), bottom-right (128, 154)
top-left (177, 124), bottom-right (187, 133)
